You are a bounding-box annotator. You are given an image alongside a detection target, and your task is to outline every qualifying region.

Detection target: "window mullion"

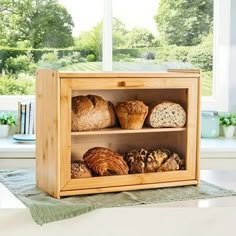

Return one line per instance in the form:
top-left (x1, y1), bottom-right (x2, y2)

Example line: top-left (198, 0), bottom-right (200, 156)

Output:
top-left (102, 0), bottom-right (113, 71)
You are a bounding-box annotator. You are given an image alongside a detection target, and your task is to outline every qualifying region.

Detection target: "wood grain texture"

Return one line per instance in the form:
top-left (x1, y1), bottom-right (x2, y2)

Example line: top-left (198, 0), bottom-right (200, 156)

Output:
top-left (63, 170), bottom-right (194, 191)
top-left (36, 70), bottom-right (200, 197)
top-left (196, 73), bottom-right (201, 184)
top-left (71, 127), bottom-right (186, 136)
top-left (71, 132), bottom-right (187, 162)
top-left (68, 77), bottom-right (196, 91)
top-left (60, 79), bottom-right (72, 189)
top-left (185, 80), bottom-right (198, 178)
top-left (59, 72), bottom-right (200, 78)
top-left (60, 180), bottom-right (198, 197)
top-left (72, 89), bottom-right (188, 110)
top-left (36, 69), bottom-right (60, 198)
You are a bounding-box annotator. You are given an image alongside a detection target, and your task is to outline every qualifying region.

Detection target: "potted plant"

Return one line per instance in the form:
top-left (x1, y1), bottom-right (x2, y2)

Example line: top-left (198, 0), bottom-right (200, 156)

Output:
top-left (219, 113), bottom-right (236, 138)
top-left (0, 112), bottom-right (16, 138)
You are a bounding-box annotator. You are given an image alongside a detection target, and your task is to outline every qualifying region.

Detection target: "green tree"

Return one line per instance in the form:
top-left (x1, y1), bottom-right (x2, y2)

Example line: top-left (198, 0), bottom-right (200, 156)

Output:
top-left (155, 0), bottom-right (213, 46)
top-left (75, 17), bottom-right (128, 57)
top-left (75, 22), bottom-right (102, 60)
top-left (125, 27), bottom-right (155, 48)
top-left (0, 0), bottom-right (74, 48)
top-left (188, 32), bottom-right (213, 71)
top-left (112, 17), bottom-right (128, 49)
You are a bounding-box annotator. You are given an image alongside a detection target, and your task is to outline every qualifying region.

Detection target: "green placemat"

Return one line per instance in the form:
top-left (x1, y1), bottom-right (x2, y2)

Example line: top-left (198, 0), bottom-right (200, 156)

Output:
top-left (0, 169), bottom-right (235, 225)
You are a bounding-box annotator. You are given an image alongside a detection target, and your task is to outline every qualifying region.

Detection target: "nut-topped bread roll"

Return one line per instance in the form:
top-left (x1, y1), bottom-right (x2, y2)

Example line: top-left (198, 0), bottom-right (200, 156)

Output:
top-left (125, 148), bottom-right (170, 174)
top-left (158, 153), bottom-right (185, 172)
top-left (125, 148), bottom-right (148, 174)
top-left (83, 147), bottom-right (129, 176)
top-left (145, 101), bottom-right (186, 128)
top-left (115, 101), bottom-right (148, 129)
top-left (71, 160), bottom-right (92, 178)
top-left (71, 95), bottom-right (116, 131)
top-left (147, 149), bottom-right (170, 171)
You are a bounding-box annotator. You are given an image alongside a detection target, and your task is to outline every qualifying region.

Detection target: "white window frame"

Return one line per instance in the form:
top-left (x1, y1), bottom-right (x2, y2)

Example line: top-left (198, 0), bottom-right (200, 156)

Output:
top-left (201, 0), bottom-right (231, 112)
top-left (0, 0), bottom-right (232, 112)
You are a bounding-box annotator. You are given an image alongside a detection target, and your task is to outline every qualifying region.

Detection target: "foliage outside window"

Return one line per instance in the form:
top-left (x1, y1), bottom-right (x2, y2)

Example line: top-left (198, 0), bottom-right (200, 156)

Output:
top-left (0, 0), bottom-right (213, 97)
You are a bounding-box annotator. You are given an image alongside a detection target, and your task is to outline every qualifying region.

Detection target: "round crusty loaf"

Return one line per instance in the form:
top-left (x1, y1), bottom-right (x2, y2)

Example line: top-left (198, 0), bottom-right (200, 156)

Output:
top-left (145, 101), bottom-right (186, 128)
top-left (71, 95), bottom-right (116, 131)
top-left (83, 147), bottom-right (129, 176)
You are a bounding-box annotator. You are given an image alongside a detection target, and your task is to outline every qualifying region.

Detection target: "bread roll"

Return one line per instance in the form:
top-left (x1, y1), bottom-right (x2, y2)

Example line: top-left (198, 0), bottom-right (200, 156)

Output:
top-left (125, 148), bottom-right (148, 174)
top-left (145, 101), bottom-right (186, 128)
top-left (71, 95), bottom-right (116, 131)
top-left (115, 101), bottom-right (148, 129)
top-left (71, 160), bottom-right (92, 178)
top-left (157, 153), bottom-right (184, 172)
top-left (125, 148), bottom-right (169, 174)
top-left (83, 147), bottom-right (129, 176)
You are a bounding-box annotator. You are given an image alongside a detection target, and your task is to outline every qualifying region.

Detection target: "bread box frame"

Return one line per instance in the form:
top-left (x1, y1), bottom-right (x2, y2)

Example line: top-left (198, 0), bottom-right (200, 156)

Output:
top-left (36, 69), bottom-right (200, 198)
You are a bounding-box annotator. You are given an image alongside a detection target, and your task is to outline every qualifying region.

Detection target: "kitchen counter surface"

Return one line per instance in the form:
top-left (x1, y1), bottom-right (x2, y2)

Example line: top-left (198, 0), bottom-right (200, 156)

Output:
top-left (0, 170), bottom-right (236, 236)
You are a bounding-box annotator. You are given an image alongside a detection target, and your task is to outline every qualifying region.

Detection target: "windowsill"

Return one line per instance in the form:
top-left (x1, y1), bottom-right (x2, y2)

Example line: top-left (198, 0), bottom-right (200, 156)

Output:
top-left (0, 138), bottom-right (35, 158)
top-left (201, 137), bottom-right (236, 158)
top-left (0, 136), bottom-right (236, 159)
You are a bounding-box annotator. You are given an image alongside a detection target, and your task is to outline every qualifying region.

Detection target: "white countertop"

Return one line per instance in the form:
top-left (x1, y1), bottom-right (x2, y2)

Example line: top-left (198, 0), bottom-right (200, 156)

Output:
top-left (0, 137), bottom-right (236, 159)
top-left (0, 137), bottom-right (35, 158)
top-left (201, 137), bottom-right (236, 158)
top-left (0, 170), bottom-right (236, 236)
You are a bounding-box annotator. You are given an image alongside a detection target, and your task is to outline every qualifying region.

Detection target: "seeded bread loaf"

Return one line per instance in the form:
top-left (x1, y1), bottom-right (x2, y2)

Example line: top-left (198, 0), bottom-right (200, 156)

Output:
top-left (71, 95), bottom-right (116, 131)
top-left (71, 160), bottom-right (92, 178)
top-left (83, 147), bottom-right (129, 176)
top-left (145, 101), bottom-right (186, 128)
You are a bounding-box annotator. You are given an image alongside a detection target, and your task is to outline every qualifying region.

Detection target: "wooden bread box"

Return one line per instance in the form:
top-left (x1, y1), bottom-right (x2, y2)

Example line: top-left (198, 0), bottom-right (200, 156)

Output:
top-left (36, 69), bottom-right (200, 198)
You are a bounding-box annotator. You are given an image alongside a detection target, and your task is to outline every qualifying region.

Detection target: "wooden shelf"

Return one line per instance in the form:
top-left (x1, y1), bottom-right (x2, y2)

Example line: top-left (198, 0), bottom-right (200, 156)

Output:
top-left (71, 127), bottom-right (186, 136)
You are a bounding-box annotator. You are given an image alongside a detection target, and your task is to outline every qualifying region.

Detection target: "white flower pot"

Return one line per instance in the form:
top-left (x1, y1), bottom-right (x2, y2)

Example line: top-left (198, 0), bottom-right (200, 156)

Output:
top-left (223, 126), bottom-right (235, 138)
top-left (0, 125), bottom-right (10, 138)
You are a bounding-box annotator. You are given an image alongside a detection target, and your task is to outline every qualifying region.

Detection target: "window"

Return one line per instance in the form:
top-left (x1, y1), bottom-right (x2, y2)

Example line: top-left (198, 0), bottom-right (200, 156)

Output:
top-left (0, 0), bottom-right (103, 110)
top-left (0, 0), bottom-right (232, 111)
top-left (201, 0), bottom-right (231, 111)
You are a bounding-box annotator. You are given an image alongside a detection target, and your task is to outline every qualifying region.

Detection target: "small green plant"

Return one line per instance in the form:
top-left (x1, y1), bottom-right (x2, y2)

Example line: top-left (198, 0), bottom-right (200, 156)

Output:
top-left (0, 112), bottom-right (16, 126)
top-left (219, 113), bottom-right (236, 127)
top-left (86, 54), bottom-right (96, 62)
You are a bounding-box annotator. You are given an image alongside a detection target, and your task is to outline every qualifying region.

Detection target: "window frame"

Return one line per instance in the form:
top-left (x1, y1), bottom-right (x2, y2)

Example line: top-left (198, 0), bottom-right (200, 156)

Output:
top-left (0, 0), bottom-right (232, 112)
top-left (201, 0), bottom-right (231, 112)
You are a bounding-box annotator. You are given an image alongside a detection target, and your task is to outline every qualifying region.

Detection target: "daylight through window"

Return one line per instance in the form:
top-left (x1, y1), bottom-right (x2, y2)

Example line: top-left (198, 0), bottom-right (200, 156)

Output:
top-left (0, 0), bottom-right (214, 99)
